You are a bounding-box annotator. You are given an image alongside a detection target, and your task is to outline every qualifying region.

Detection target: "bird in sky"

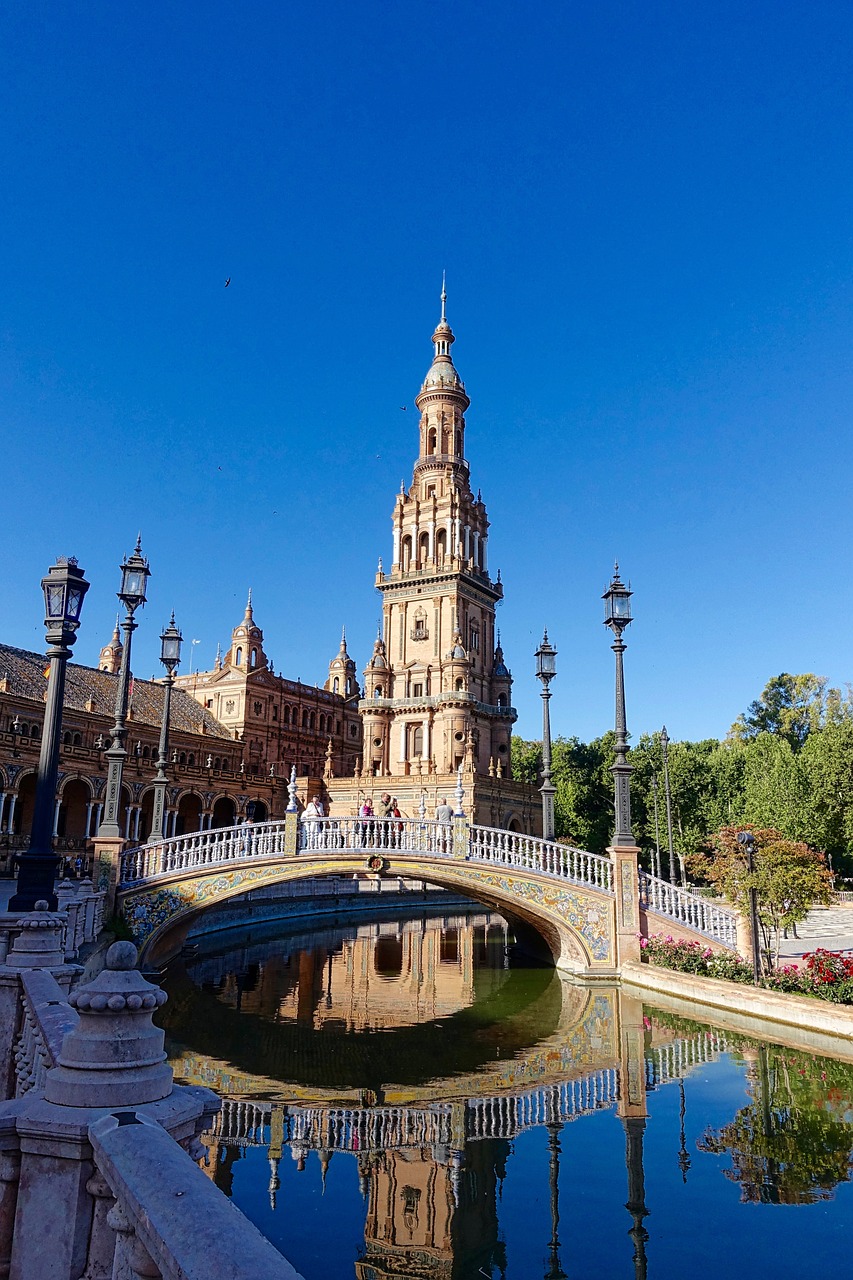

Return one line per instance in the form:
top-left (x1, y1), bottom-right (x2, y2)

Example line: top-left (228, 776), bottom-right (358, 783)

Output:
top-left (399, 405), bottom-right (407, 410)
top-left (225, 278), bottom-right (231, 287)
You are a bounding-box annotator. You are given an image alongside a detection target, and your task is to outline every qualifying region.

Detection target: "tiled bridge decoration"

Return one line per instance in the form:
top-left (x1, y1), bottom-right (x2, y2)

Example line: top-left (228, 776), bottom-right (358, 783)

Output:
top-left (113, 811), bottom-right (738, 973)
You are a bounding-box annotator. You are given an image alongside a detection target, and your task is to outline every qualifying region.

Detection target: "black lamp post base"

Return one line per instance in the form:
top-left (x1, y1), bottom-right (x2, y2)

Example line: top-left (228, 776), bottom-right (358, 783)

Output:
top-left (8, 854), bottom-right (60, 913)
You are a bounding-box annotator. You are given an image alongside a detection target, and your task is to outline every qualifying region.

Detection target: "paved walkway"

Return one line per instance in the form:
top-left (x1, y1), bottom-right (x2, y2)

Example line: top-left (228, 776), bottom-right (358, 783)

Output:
top-left (776, 903), bottom-right (853, 962)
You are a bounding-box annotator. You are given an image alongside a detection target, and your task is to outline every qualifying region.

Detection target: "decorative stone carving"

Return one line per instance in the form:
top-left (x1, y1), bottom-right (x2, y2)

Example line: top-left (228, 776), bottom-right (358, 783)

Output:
top-left (44, 941), bottom-right (172, 1108)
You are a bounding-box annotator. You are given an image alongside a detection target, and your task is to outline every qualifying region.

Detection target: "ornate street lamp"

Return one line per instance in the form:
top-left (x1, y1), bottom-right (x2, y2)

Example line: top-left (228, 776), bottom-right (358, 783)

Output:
top-left (660, 726), bottom-right (681, 885)
top-left (651, 772), bottom-right (662, 880)
top-left (602, 565), bottom-right (634, 847)
top-left (98, 538), bottom-right (150, 840)
top-left (148, 613), bottom-right (182, 844)
top-left (534, 630), bottom-right (557, 841)
top-left (10, 557), bottom-right (90, 911)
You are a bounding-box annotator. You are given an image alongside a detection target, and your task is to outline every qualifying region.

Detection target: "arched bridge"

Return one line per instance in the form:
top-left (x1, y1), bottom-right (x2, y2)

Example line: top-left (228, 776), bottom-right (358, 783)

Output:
top-left (110, 814), bottom-right (738, 972)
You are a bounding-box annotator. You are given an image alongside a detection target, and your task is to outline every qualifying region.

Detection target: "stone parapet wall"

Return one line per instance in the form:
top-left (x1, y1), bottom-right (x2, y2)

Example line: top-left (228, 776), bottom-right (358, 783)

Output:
top-left (621, 960), bottom-right (853, 1063)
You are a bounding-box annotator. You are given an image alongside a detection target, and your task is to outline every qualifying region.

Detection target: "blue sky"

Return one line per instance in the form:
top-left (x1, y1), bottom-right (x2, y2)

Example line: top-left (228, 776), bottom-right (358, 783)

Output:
top-left (2, 2), bottom-right (851, 745)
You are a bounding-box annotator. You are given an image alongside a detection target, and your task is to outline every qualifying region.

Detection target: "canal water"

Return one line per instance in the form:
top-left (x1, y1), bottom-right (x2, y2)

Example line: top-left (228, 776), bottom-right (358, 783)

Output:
top-left (158, 905), bottom-right (853, 1279)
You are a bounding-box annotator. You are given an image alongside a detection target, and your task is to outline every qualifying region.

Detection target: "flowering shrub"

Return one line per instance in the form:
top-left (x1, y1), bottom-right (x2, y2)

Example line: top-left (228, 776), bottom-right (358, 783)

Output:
top-left (639, 934), bottom-right (752, 982)
top-left (640, 935), bottom-right (853, 1004)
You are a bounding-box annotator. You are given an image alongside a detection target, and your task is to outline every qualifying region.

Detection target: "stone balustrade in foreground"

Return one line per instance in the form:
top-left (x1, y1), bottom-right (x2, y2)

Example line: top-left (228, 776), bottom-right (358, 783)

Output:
top-left (0, 914), bottom-right (305, 1280)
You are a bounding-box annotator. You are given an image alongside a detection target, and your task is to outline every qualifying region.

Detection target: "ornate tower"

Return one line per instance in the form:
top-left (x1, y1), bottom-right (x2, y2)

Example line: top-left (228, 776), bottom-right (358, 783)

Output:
top-left (367, 287), bottom-right (516, 779)
top-left (226, 590), bottom-right (267, 672)
top-left (98, 619), bottom-right (123, 674)
top-left (324, 629), bottom-right (358, 699)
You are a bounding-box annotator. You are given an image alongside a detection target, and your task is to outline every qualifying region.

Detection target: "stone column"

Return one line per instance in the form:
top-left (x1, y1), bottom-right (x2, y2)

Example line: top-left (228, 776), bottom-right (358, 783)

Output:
top-left (91, 836), bottom-right (125, 916)
top-left (609, 844), bottom-right (642, 968)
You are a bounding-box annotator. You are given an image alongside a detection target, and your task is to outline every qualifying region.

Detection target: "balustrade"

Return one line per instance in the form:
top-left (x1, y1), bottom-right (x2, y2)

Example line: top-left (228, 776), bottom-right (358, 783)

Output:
top-left (13, 969), bottom-right (79, 1097)
top-left (639, 870), bottom-right (738, 949)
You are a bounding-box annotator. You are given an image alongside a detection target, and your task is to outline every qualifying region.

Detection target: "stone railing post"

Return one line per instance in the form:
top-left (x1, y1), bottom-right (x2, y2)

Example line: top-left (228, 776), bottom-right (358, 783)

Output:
top-left (91, 836), bottom-right (125, 917)
top-left (609, 844), bottom-right (642, 968)
top-left (0, 1113), bottom-right (21, 1280)
top-left (1, 905), bottom-right (76, 1101)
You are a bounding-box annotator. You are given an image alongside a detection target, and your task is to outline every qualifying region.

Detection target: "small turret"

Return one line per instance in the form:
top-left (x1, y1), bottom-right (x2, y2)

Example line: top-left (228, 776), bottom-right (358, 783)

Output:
top-left (226, 589), bottom-right (267, 672)
top-left (326, 627), bottom-right (358, 699)
top-left (98, 618), bottom-right (123, 674)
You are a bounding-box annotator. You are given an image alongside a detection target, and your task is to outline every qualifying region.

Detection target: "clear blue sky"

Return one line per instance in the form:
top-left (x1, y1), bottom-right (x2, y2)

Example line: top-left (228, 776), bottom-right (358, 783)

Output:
top-left (2, 2), bottom-right (851, 745)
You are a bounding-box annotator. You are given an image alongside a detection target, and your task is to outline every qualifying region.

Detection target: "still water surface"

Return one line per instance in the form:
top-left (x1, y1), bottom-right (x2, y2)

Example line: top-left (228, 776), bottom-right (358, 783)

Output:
top-left (159, 906), bottom-right (853, 1279)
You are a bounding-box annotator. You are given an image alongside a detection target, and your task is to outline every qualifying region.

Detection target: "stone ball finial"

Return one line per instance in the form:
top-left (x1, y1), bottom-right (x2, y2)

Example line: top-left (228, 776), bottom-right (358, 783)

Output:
top-left (7, 905), bottom-right (67, 969)
top-left (106, 940), bottom-right (138, 970)
top-left (45, 943), bottom-right (172, 1108)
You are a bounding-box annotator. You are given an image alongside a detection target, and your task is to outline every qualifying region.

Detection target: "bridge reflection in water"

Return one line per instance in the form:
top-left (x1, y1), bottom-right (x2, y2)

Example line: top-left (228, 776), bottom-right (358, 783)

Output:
top-left (160, 906), bottom-right (732, 1278)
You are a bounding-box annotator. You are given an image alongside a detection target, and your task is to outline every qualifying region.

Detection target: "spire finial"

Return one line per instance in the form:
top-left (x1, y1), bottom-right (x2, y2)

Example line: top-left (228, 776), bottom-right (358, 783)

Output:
top-left (440, 271), bottom-right (447, 322)
top-left (341, 625), bottom-right (347, 648)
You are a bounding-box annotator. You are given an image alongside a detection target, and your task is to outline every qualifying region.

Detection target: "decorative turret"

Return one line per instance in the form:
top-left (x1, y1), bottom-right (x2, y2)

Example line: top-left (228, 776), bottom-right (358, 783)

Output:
top-left (415, 277), bottom-right (470, 466)
top-left (326, 627), bottom-right (358, 699)
top-left (362, 629), bottom-right (388, 699)
top-left (226, 589), bottom-right (267, 672)
top-left (98, 618), bottom-right (123, 674)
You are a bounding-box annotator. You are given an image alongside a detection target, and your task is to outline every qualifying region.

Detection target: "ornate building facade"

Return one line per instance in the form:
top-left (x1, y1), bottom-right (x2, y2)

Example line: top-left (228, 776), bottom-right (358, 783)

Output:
top-left (0, 292), bottom-right (538, 859)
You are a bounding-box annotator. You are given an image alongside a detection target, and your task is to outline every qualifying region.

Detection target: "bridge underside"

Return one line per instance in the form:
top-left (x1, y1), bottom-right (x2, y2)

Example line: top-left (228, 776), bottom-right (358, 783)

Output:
top-left (119, 855), bottom-right (619, 975)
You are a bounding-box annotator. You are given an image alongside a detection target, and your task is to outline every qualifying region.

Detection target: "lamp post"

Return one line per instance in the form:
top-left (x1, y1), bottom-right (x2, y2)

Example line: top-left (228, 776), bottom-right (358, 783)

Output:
top-left (602, 566), bottom-right (634, 846)
top-left (651, 772), bottom-right (662, 880)
top-left (148, 613), bottom-right (182, 844)
top-left (534, 630), bottom-right (557, 841)
top-left (659, 726), bottom-right (680, 886)
top-left (10, 557), bottom-right (90, 911)
top-left (737, 830), bottom-right (762, 985)
top-left (98, 538), bottom-right (150, 840)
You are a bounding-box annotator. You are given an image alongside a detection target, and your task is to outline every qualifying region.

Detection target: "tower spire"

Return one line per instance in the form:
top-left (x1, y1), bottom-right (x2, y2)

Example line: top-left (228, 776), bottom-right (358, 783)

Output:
top-left (440, 270), bottom-right (447, 322)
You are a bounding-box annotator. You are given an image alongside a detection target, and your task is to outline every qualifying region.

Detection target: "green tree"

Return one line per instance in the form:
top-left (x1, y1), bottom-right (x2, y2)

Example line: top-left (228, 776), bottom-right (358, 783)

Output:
top-left (691, 825), bottom-right (832, 967)
top-left (740, 734), bottom-right (811, 841)
top-left (729, 673), bottom-right (850, 750)
top-left (510, 736), bottom-right (541, 786)
top-left (800, 719), bottom-right (853, 877)
top-left (699, 1043), bottom-right (853, 1204)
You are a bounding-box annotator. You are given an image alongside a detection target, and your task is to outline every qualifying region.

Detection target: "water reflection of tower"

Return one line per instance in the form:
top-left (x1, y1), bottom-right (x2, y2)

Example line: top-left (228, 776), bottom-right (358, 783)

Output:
top-left (355, 1107), bottom-right (508, 1279)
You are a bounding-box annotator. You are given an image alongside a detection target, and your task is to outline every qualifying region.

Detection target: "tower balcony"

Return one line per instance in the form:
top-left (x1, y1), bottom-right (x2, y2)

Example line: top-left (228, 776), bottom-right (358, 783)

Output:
top-left (359, 691), bottom-right (516, 720)
top-left (413, 454), bottom-right (469, 476)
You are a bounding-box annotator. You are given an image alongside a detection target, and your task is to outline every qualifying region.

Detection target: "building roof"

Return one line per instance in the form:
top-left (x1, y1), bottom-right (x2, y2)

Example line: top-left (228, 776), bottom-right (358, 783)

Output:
top-left (0, 643), bottom-right (232, 740)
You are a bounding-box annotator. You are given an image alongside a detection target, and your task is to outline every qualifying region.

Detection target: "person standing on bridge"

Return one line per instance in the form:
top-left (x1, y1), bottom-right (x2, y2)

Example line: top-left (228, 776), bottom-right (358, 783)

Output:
top-left (303, 795), bottom-right (325, 850)
top-left (435, 797), bottom-right (452, 852)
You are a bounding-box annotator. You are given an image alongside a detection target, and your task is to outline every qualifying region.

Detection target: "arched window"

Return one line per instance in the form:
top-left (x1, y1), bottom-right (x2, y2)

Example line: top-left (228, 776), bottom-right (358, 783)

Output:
top-left (235, 647), bottom-right (243, 666)
top-left (179, 752), bottom-right (187, 765)
top-left (455, 430), bottom-right (462, 455)
top-left (30, 725), bottom-right (38, 740)
top-left (63, 731), bottom-right (72, 745)
top-left (333, 677), bottom-right (339, 694)
top-left (142, 745), bottom-right (151, 760)
top-left (284, 706), bottom-right (291, 725)
top-left (418, 531), bottom-right (430, 565)
top-left (456, 678), bottom-right (464, 691)
top-left (250, 648), bottom-right (257, 669)
top-left (214, 756), bottom-right (221, 769)
top-left (302, 709), bottom-right (309, 729)
top-left (188, 753), bottom-right (195, 766)
top-left (346, 677), bottom-right (353, 694)
top-left (497, 693), bottom-right (507, 709)
top-left (411, 724), bottom-right (424, 757)
top-left (401, 535), bottom-right (412, 571)
top-left (309, 711), bottom-right (316, 730)
top-left (427, 426), bottom-right (437, 454)
top-left (73, 732), bottom-right (82, 746)
top-left (436, 529), bottom-right (447, 564)
top-left (374, 687), bottom-right (382, 699)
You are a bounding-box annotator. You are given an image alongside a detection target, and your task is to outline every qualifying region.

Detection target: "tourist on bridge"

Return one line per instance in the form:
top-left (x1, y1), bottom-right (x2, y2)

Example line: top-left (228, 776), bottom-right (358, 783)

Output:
top-left (356, 798), bottom-right (375, 846)
top-left (435, 797), bottom-right (452, 852)
top-left (303, 795), bottom-right (325, 850)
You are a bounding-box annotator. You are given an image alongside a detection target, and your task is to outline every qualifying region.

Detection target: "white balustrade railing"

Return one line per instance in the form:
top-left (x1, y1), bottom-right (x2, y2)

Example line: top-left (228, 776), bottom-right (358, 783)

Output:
top-left (469, 825), bottom-right (614, 894)
top-left (645, 1029), bottom-right (731, 1089)
top-left (639, 870), bottom-right (738, 949)
top-left (120, 817), bottom-right (616, 899)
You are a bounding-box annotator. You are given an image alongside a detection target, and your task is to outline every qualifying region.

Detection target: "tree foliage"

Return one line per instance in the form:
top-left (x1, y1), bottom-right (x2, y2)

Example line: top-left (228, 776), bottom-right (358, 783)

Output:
top-left (511, 672), bottom-right (853, 876)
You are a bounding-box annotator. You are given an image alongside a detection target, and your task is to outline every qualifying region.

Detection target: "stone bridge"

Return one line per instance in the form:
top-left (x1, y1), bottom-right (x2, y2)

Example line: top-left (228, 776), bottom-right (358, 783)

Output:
top-left (106, 810), bottom-right (739, 973)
